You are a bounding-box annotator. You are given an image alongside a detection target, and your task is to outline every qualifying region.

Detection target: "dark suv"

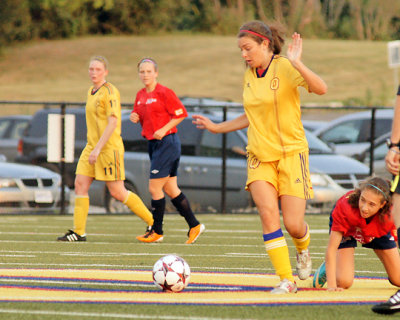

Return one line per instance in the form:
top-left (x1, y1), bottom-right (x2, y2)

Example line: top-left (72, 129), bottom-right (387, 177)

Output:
top-left (17, 108), bottom-right (88, 188)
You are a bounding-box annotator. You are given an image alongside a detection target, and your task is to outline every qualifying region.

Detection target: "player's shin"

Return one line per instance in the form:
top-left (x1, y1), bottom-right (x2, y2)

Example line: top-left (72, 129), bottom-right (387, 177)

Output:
top-left (123, 191), bottom-right (154, 226)
top-left (73, 195), bottom-right (90, 236)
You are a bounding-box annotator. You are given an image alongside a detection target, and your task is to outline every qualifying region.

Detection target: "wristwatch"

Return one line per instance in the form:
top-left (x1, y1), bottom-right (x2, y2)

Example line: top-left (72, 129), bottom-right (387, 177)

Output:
top-left (386, 138), bottom-right (400, 149)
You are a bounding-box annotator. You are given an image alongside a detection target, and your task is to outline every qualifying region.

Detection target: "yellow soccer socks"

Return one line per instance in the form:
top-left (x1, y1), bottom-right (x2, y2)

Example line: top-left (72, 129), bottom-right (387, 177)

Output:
top-left (73, 195), bottom-right (90, 236)
top-left (292, 223), bottom-right (310, 253)
top-left (264, 229), bottom-right (294, 282)
top-left (123, 191), bottom-right (154, 227)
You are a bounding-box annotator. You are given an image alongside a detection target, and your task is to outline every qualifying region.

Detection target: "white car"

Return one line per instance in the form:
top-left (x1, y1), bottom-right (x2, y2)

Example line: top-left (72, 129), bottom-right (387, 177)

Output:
top-left (0, 155), bottom-right (69, 213)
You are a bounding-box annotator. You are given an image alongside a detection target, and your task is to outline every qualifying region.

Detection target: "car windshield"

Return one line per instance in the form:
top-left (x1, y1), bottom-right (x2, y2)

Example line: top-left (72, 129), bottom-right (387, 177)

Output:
top-left (305, 130), bottom-right (333, 154)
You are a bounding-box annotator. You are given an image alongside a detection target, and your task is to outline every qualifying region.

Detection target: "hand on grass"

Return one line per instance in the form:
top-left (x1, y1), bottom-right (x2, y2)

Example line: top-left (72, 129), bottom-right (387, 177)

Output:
top-left (327, 286), bottom-right (344, 292)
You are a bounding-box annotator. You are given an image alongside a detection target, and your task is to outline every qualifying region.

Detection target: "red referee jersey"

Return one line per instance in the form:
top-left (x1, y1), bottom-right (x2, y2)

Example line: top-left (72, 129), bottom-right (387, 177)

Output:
top-left (133, 83), bottom-right (187, 140)
top-left (331, 191), bottom-right (397, 244)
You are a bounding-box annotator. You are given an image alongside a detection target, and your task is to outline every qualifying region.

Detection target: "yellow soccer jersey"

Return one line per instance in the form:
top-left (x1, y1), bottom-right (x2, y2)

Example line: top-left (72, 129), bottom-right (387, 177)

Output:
top-left (85, 82), bottom-right (124, 151)
top-left (243, 55), bottom-right (309, 161)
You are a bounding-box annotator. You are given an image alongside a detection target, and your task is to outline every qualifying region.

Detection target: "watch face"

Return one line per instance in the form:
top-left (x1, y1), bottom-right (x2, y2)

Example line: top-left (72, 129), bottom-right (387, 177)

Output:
top-left (387, 139), bottom-right (400, 148)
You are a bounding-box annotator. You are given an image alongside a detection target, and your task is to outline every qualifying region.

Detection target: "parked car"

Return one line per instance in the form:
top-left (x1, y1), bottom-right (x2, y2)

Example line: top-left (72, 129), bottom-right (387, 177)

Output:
top-left (0, 115), bottom-right (32, 162)
top-left (301, 119), bottom-right (328, 132)
top-left (122, 113), bottom-right (369, 213)
top-left (355, 132), bottom-right (392, 180)
top-left (0, 154), bottom-right (69, 213)
top-left (313, 109), bottom-right (393, 157)
top-left (15, 107), bottom-right (122, 211)
top-left (16, 107), bottom-right (370, 213)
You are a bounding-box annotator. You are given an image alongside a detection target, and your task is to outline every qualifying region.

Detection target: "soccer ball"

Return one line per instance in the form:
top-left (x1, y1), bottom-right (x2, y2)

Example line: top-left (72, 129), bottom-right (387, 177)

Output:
top-left (152, 255), bottom-right (191, 292)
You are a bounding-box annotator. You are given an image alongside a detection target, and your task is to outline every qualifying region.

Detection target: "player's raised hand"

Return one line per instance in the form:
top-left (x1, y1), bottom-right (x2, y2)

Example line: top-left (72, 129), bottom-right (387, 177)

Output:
top-left (287, 32), bottom-right (303, 67)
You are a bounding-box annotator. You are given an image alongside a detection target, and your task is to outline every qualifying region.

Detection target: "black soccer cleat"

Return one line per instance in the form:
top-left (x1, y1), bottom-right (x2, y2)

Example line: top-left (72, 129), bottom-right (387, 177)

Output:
top-left (57, 229), bottom-right (87, 242)
top-left (372, 290), bottom-right (400, 314)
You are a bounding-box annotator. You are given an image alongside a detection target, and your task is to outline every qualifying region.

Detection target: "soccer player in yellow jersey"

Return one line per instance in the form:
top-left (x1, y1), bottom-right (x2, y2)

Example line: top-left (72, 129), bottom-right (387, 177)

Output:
top-left (57, 56), bottom-right (153, 242)
top-left (193, 21), bottom-right (327, 294)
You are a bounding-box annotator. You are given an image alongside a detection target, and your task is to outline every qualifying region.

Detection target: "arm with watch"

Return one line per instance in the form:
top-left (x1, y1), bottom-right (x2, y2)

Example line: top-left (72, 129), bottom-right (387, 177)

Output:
top-left (385, 88), bottom-right (400, 191)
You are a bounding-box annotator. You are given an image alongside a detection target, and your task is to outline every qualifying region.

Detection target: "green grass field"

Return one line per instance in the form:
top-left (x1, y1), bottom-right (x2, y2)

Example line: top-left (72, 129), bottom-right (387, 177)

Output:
top-left (0, 213), bottom-right (396, 319)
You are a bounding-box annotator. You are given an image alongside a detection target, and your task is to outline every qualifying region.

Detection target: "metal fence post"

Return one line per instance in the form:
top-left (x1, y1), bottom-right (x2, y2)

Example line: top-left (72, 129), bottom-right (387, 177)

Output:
top-left (60, 103), bottom-right (66, 214)
top-left (369, 108), bottom-right (376, 176)
top-left (221, 106), bottom-right (227, 213)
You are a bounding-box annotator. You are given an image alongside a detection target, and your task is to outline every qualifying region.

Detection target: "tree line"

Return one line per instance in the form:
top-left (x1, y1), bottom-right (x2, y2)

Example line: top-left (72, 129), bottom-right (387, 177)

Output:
top-left (1, 0), bottom-right (399, 49)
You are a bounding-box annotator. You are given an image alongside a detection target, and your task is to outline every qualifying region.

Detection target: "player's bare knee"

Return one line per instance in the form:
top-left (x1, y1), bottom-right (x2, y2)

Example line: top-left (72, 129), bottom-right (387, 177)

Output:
top-left (284, 221), bottom-right (304, 238)
top-left (107, 186), bottom-right (124, 202)
top-left (337, 278), bottom-right (353, 289)
top-left (388, 276), bottom-right (400, 287)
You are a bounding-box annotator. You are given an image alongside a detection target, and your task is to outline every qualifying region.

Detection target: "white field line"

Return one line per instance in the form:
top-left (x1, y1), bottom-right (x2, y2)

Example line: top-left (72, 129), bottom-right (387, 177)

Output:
top-left (0, 309), bottom-right (250, 320)
top-left (0, 228), bottom-right (330, 235)
top-left (0, 262), bottom-right (275, 272)
top-left (0, 249), bottom-right (370, 259)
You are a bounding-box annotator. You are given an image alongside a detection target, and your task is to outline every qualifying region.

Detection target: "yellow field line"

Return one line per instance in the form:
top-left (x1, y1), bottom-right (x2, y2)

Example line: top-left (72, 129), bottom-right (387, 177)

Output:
top-left (0, 268), bottom-right (396, 305)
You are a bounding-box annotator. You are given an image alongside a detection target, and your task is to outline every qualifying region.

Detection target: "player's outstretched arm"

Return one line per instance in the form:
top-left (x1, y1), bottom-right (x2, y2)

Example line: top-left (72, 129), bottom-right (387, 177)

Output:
top-left (325, 231), bottom-right (344, 291)
top-left (192, 113), bottom-right (249, 134)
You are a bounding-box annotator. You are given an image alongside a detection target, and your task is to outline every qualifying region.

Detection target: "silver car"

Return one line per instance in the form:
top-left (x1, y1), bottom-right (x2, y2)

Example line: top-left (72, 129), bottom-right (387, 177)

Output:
top-left (0, 155), bottom-right (68, 213)
top-left (356, 132), bottom-right (392, 180)
top-left (313, 109), bottom-right (393, 158)
top-left (0, 115), bottom-right (32, 162)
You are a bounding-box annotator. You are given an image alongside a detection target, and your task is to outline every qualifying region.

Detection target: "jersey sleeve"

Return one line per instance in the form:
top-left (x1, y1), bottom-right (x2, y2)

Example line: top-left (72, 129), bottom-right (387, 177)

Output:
top-left (330, 197), bottom-right (350, 234)
top-left (288, 64), bottom-right (309, 92)
top-left (132, 93), bottom-right (140, 113)
top-left (163, 88), bottom-right (187, 119)
top-left (104, 85), bottom-right (121, 120)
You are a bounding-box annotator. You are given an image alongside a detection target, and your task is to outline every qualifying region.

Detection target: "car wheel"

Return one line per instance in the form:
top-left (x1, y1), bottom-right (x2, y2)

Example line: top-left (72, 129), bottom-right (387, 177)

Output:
top-left (105, 181), bottom-right (138, 214)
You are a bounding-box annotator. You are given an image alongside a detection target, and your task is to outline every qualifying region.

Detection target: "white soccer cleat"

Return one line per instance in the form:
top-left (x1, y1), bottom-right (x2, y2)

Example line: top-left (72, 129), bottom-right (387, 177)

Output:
top-left (270, 279), bottom-right (298, 294)
top-left (296, 249), bottom-right (312, 280)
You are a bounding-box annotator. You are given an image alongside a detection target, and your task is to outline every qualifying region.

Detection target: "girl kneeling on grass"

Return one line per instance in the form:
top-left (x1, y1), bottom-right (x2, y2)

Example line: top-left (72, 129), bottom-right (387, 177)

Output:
top-left (313, 177), bottom-right (400, 291)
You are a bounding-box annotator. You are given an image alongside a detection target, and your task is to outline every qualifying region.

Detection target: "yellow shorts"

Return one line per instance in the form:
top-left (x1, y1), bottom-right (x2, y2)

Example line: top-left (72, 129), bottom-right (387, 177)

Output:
top-left (76, 145), bottom-right (125, 181)
top-left (246, 150), bottom-right (313, 200)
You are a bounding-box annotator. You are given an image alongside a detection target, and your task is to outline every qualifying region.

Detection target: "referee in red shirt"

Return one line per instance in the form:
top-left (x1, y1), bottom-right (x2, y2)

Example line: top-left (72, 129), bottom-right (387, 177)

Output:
top-left (130, 58), bottom-right (205, 244)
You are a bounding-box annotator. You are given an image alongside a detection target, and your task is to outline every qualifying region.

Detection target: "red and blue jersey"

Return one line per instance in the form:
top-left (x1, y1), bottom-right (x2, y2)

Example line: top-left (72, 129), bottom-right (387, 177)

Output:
top-left (133, 83), bottom-right (187, 140)
top-left (331, 191), bottom-right (396, 244)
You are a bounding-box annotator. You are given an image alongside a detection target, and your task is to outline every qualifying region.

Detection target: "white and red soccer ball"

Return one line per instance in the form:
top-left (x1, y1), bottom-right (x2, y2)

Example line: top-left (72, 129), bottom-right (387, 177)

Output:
top-left (152, 255), bottom-right (191, 292)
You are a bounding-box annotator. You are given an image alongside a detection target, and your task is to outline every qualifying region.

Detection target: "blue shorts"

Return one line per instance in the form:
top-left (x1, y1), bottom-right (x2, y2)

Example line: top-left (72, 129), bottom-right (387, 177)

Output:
top-left (337, 233), bottom-right (397, 250)
top-left (148, 133), bottom-right (180, 179)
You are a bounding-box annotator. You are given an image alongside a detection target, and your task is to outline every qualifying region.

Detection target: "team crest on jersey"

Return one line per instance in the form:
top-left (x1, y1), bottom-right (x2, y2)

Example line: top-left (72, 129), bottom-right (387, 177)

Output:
top-left (146, 98), bottom-right (157, 104)
top-left (270, 77), bottom-right (279, 90)
top-left (247, 154), bottom-right (261, 169)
